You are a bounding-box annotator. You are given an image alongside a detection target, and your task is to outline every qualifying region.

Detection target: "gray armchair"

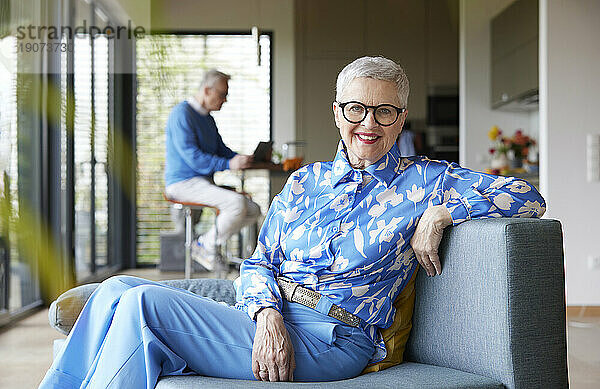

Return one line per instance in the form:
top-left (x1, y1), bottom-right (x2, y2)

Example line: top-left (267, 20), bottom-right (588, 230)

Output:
top-left (48, 218), bottom-right (568, 388)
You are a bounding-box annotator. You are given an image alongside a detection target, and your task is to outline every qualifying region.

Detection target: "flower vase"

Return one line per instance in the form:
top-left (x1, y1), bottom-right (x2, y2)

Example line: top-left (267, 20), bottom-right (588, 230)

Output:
top-left (509, 157), bottom-right (523, 169)
top-left (490, 153), bottom-right (508, 170)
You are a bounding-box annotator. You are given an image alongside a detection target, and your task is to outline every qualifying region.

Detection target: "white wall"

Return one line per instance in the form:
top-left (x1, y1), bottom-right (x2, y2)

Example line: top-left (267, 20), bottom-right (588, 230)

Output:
top-left (540, 0), bottom-right (600, 305)
top-left (149, 0), bottom-right (296, 149)
top-left (459, 0), bottom-right (532, 171)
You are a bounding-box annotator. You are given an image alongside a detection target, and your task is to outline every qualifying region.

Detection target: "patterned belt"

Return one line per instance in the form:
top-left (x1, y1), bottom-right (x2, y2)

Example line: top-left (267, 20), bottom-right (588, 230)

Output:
top-left (276, 277), bottom-right (361, 328)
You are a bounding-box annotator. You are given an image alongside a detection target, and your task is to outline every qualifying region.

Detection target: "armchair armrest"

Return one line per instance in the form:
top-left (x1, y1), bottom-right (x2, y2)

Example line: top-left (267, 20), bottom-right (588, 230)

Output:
top-left (48, 284), bottom-right (99, 335)
top-left (405, 218), bottom-right (568, 389)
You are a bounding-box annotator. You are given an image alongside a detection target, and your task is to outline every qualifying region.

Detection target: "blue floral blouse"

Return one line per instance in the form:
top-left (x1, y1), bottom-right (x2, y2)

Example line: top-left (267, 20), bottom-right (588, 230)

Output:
top-left (234, 140), bottom-right (546, 362)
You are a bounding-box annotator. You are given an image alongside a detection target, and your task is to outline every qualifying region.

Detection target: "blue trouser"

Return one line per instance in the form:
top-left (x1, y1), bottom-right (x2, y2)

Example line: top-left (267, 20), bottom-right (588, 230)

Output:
top-left (39, 275), bottom-right (374, 388)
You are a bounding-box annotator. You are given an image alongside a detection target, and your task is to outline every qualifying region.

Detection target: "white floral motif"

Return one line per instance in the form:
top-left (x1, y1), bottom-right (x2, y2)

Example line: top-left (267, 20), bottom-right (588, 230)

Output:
top-left (493, 192), bottom-right (514, 210)
top-left (282, 260), bottom-right (302, 272)
top-left (390, 247), bottom-right (413, 272)
top-left (302, 273), bottom-right (318, 286)
top-left (330, 193), bottom-right (350, 212)
top-left (313, 162), bottom-right (321, 182)
top-left (442, 187), bottom-right (461, 203)
top-left (305, 210), bottom-right (321, 231)
top-left (384, 275), bottom-right (408, 323)
top-left (290, 248), bottom-right (304, 261)
top-left (308, 245), bottom-right (322, 259)
top-left (517, 200), bottom-right (545, 217)
top-left (290, 225), bottom-right (306, 240)
top-left (379, 217), bottom-right (404, 243)
top-left (244, 284), bottom-right (267, 298)
top-left (376, 155), bottom-right (388, 171)
top-left (398, 158), bottom-right (414, 172)
top-left (406, 184), bottom-right (425, 209)
top-left (353, 288), bottom-right (385, 316)
top-left (283, 206), bottom-right (302, 223)
top-left (339, 221), bottom-right (355, 236)
top-left (290, 174), bottom-right (308, 197)
top-left (290, 180), bottom-right (303, 198)
top-left (320, 170), bottom-right (332, 187)
top-left (327, 281), bottom-right (353, 290)
top-left (368, 186), bottom-right (403, 218)
top-left (333, 159), bottom-right (346, 176)
top-left (369, 220), bottom-right (387, 244)
top-left (330, 256), bottom-right (349, 271)
top-left (369, 217), bottom-right (403, 245)
top-left (507, 180), bottom-right (531, 193)
top-left (394, 232), bottom-right (406, 257)
top-left (353, 226), bottom-right (367, 258)
top-left (351, 285), bottom-right (370, 297)
top-left (244, 272), bottom-right (269, 297)
top-left (489, 176), bottom-right (511, 189)
top-left (365, 194), bottom-right (373, 208)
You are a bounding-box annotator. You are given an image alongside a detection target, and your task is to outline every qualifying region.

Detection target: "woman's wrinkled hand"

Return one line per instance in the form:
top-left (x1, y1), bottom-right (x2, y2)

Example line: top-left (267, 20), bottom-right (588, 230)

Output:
top-left (252, 308), bottom-right (295, 382)
top-left (410, 204), bottom-right (452, 277)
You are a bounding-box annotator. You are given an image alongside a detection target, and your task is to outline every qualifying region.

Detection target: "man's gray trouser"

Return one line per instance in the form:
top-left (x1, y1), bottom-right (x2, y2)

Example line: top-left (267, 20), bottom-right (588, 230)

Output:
top-left (165, 176), bottom-right (261, 251)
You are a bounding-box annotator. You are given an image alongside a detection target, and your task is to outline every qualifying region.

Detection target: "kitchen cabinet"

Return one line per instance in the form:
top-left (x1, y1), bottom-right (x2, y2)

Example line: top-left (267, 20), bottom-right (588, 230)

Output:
top-left (491, 0), bottom-right (538, 109)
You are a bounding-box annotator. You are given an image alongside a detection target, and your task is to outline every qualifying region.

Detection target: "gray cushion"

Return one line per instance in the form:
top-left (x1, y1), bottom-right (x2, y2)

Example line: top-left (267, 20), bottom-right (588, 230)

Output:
top-left (159, 278), bottom-right (236, 305)
top-left (49, 278), bottom-right (236, 335)
top-left (155, 363), bottom-right (503, 389)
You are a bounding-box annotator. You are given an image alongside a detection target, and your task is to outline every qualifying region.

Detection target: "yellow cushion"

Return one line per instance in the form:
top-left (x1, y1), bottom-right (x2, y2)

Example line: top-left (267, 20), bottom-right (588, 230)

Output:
top-left (361, 268), bottom-right (418, 374)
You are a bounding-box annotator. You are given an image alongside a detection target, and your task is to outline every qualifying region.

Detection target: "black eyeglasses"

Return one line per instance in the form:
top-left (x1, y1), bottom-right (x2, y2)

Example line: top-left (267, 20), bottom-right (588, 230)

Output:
top-left (336, 101), bottom-right (406, 126)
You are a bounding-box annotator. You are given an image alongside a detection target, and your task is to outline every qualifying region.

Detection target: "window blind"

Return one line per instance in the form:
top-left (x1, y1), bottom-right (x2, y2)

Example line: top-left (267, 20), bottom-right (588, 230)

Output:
top-left (73, 34), bottom-right (110, 278)
top-left (73, 35), bottom-right (93, 278)
top-left (93, 36), bottom-right (109, 269)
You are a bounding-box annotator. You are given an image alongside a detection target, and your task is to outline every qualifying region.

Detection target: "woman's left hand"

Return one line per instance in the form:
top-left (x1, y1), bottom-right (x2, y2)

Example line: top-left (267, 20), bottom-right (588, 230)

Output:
top-left (410, 204), bottom-right (452, 276)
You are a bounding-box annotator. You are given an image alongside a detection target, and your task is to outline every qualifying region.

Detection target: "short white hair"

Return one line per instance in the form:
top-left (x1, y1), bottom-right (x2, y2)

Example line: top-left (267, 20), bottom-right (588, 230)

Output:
top-left (335, 56), bottom-right (410, 107)
top-left (200, 69), bottom-right (231, 89)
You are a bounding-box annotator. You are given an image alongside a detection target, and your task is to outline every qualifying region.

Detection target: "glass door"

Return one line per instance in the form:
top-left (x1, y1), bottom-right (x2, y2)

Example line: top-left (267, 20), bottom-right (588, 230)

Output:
top-left (0, 36), bottom-right (17, 320)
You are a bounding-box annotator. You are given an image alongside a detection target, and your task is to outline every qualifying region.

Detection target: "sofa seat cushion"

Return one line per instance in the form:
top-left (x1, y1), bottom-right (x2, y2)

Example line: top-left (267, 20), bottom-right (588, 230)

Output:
top-left (156, 362), bottom-right (503, 389)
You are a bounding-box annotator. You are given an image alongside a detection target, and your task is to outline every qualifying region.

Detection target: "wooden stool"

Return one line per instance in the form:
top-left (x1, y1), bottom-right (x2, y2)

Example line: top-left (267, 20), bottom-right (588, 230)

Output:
top-left (163, 194), bottom-right (223, 279)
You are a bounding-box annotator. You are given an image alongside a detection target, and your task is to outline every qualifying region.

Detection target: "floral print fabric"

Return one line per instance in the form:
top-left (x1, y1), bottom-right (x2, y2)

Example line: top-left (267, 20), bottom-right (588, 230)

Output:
top-left (234, 140), bottom-right (546, 362)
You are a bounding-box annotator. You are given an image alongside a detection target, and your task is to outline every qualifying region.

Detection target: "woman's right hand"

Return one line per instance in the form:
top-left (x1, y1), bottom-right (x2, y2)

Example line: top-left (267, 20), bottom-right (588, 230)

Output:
top-left (252, 308), bottom-right (296, 381)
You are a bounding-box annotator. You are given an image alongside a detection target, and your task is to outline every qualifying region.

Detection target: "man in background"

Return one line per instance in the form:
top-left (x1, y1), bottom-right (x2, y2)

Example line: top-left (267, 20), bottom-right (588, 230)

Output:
top-left (164, 69), bottom-right (260, 270)
top-left (397, 121), bottom-right (418, 157)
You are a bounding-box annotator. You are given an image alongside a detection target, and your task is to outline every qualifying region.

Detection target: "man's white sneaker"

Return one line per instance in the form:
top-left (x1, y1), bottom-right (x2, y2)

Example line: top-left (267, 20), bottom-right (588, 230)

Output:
top-left (191, 241), bottom-right (216, 271)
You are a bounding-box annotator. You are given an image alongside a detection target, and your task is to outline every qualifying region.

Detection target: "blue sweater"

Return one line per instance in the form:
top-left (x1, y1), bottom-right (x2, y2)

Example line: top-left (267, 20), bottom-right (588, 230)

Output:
top-left (164, 102), bottom-right (236, 186)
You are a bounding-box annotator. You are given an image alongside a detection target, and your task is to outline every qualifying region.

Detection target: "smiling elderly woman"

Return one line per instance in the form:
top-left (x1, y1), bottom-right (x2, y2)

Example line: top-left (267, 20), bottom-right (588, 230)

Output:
top-left (39, 56), bottom-right (545, 388)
